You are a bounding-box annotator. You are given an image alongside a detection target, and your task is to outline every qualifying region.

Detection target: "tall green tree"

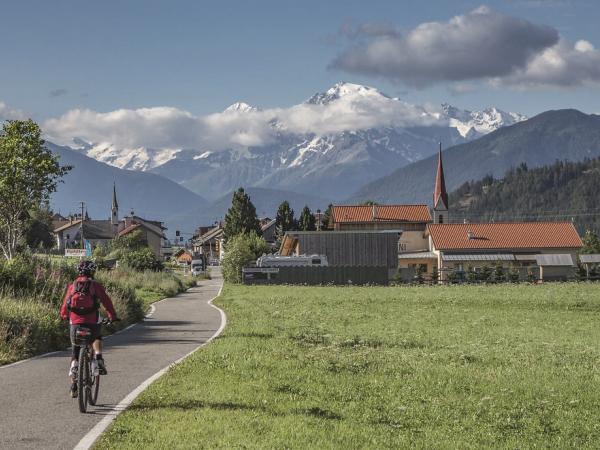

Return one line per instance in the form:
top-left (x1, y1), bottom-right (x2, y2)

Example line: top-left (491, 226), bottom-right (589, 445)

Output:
top-left (223, 187), bottom-right (261, 242)
top-left (321, 203), bottom-right (334, 230)
top-left (298, 205), bottom-right (316, 231)
top-left (0, 120), bottom-right (70, 259)
top-left (275, 200), bottom-right (296, 242)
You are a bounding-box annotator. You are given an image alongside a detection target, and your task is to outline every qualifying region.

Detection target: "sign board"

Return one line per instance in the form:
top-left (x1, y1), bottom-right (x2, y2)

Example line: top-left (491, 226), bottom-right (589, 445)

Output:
top-left (243, 267), bottom-right (280, 274)
top-left (65, 249), bottom-right (86, 257)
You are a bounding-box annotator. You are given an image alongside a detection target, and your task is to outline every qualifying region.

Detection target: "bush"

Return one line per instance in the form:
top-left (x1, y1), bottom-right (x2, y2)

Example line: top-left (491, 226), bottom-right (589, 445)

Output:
top-left (120, 247), bottom-right (163, 271)
top-left (222, 232), bottom-right (269, 283)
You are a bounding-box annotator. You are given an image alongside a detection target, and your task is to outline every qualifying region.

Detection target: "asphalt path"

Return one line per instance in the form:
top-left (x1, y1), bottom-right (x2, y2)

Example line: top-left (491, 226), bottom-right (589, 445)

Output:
top-left (0, 268), bottom-right (223, 450)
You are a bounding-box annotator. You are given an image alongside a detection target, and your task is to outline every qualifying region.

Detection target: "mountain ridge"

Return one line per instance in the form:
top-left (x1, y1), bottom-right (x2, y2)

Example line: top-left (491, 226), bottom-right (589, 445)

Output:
top-left (349, 109), bottom-right (600, 205)
top-left (54, 82), bottom-right (525, 200)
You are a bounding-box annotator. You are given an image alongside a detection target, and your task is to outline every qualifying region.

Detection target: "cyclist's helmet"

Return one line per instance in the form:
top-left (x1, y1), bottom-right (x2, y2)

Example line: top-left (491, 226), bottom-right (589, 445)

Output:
top-left (77, 260), bottom-right (97, 277)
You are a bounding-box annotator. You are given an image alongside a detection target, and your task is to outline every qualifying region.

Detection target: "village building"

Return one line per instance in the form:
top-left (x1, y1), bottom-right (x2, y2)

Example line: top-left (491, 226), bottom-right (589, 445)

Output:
top-left (192, 224), bottom-right (223, 262)
top-left (173, 248), bottom-right (194, 265)
top-left (427, 222), bottom-right (582, 281)
top-left (260, 218), bottom-right (277, 246)
top-left (53, 184), bottom-right (170, 259)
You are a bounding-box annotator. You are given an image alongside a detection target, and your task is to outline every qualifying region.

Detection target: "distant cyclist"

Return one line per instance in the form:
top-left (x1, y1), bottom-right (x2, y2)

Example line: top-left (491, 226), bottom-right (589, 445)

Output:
top-left (60, 260), bottom-right (119, 397)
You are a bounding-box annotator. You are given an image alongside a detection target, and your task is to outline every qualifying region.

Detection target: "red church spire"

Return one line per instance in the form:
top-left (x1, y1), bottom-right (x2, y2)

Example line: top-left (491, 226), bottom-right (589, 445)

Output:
top-left (433, 142), bottom-right (448, 210)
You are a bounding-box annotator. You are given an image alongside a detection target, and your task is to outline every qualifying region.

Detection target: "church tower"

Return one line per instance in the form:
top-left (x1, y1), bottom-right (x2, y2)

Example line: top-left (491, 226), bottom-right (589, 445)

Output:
top-left (111, 183), bottom-right (119, 226)
top-left (433, 143), bottom-right (449, 224)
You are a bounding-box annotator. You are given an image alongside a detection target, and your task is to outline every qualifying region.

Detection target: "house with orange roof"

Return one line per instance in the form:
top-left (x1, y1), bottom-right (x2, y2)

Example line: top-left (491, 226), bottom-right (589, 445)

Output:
top-left (428, 222), bottom-right (583, 281)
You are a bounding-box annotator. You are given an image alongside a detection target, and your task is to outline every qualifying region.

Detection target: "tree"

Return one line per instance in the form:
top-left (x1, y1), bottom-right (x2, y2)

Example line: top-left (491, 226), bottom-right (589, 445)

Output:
top-left (25, 203), bottom-right (54, 250)
top-left (0, 120), bottom-right (70, 259)
top-left (298, 205), bottom-right (316, 231)
top-left (321, 204), bottom-right (334, 230)
top-left (275, 200), bottom-right (296, 243)
top-left (581, 230), bottom-right (600, 254)
top-left (223, 188), bottom-right (261, 243)
top-left (221, 231), bottom-right (269, 283)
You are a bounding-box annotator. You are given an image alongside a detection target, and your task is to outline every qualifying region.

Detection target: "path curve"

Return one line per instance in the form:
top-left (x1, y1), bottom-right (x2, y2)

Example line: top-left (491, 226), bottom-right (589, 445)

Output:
top-left (0, 268), bottom-right (224, 450)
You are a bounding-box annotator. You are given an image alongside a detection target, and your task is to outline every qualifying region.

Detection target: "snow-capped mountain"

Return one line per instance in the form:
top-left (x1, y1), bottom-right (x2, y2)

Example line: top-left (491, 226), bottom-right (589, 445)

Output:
top-left (442, 103), bottom-right (527, 139)
top-left (62, 82), bottom-right (526, 200)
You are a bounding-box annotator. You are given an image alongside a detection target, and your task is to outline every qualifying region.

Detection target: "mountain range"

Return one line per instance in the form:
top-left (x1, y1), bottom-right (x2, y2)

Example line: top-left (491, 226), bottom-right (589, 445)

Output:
top-left (60, 82), bottom-right (526, 201)
top-left (47, 83), bottom-right (600, 236)
top-left (351, 109), bottom-right (600, 204)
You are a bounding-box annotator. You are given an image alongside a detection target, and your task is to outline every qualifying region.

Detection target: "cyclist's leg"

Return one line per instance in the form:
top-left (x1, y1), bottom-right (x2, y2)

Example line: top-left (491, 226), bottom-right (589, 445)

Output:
top-left (90, 324), bottom-right (107, 374)
top-left (68, 325), bottom-right (80, 396)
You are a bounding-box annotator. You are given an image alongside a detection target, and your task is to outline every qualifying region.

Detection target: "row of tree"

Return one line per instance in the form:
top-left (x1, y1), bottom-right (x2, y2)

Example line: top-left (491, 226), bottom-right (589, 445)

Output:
top-left (220, 187), bottom-right (333, 282)
top-left (222, 187), bottom-right (332, 243)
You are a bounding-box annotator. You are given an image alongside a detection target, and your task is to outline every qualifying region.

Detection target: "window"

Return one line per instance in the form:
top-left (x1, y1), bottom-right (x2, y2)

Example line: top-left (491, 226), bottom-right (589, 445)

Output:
top-left (311, 258), bottom-right (321, 265)
top-left (438, 215), bottom-right (444, 224)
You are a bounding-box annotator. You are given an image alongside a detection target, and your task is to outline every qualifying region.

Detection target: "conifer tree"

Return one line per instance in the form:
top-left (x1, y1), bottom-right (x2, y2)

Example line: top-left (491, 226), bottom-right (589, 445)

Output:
top-left (275, 200), bottom-right (297, 244)
top-left (223, 188), bottom-right (261, 243)
top-left (298, 205), bottom-right (316, 231)
top-left (321, 204), bottom-right (334, 230)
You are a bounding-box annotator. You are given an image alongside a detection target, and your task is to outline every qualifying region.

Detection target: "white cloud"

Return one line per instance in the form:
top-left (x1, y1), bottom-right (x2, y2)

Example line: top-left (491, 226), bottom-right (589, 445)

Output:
top-left (43, 90), bottom-right (445, 152)
top-left (0, 102), bottom-right (27, 121)
top-left (495, 38), bottom-right (600, 88)
top-left (331, 6), bottom-right (559, 87)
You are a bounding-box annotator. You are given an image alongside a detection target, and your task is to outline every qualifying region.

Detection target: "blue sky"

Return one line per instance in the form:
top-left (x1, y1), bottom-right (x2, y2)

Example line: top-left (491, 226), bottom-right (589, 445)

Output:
top-left (0, 0), bottom-right (599, 121)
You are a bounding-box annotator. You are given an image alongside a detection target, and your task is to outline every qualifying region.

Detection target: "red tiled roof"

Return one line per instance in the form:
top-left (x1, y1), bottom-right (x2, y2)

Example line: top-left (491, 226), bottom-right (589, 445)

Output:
top-left (332, 205), bottom-right (432, 223)
top-left (428, 222), bottom-right (583, 250)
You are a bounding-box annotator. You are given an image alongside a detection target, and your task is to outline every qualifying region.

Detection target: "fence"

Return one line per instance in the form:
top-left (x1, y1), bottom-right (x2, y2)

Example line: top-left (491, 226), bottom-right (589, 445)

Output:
top-left (243, 266), bottom-right (389, 286)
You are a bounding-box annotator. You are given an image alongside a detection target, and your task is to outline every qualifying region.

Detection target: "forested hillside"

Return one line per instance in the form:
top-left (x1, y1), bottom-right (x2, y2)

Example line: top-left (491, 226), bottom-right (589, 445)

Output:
top-left (449, 158), bottom-right (600, 233)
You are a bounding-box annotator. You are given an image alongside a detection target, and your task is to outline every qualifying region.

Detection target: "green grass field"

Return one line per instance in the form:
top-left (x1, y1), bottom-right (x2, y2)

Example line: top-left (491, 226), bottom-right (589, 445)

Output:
top-left (97, 283), bottom-right (600, 449)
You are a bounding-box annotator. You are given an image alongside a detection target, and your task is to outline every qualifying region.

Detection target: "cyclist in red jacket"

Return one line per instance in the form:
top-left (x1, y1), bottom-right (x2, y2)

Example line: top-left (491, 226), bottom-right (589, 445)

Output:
top-left (60, 260), bottom-right (119, 397)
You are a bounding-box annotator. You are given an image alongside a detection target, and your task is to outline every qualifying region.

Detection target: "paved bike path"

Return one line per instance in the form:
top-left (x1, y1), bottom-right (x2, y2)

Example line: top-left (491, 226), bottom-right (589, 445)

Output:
top-left (0, 269), bottom-right (223, 450)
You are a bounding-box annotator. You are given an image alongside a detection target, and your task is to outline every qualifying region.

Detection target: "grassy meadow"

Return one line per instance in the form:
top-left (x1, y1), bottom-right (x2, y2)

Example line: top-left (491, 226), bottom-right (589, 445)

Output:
top-left (98, 283), bottom-right (600, 449)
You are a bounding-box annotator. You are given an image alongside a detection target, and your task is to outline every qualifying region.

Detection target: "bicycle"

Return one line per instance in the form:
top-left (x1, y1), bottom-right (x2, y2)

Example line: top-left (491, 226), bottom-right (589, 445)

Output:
top-left (72, 317), bottom-right (114, 413)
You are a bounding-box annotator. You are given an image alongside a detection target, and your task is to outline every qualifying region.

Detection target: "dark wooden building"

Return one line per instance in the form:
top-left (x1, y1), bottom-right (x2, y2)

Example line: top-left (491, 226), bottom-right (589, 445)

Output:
top-left (279, 230), bottom-right (401, 273)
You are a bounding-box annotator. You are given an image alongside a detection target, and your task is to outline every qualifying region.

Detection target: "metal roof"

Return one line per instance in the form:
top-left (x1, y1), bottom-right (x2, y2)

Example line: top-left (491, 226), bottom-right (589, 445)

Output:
top-left (535, 254), bottom-right (575, 266)
top-left (398, 252), bottom-right (437, 259)
top-left (442, 254), bottom-right (515, 261)
top-left (514, 254), bottom-right (539, 261)
top-left (580, 254), bottom-right (600, 264)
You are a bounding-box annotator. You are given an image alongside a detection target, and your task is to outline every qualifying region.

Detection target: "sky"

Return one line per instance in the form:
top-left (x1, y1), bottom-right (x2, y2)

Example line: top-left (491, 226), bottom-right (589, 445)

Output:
top-left (0, 0), bottom-right (599, 132)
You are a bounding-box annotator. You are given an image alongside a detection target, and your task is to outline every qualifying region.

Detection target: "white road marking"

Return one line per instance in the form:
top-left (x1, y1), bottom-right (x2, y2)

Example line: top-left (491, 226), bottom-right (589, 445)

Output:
top-left (73, 283), bottom-right (225, 450)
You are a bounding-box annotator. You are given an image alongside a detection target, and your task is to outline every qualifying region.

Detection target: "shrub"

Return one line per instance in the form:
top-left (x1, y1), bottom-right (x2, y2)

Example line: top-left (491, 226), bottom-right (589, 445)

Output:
top-left (222, 232), bottom-right (269, 283)
top-left (120, 247), bottom-right (163, 271)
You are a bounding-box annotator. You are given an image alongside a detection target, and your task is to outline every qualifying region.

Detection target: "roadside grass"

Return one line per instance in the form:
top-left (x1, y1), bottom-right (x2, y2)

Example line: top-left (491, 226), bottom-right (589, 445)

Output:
top-left (0, 260), bottom-right (196, 365)
top-left (98, 283), bottom-right (600, 449)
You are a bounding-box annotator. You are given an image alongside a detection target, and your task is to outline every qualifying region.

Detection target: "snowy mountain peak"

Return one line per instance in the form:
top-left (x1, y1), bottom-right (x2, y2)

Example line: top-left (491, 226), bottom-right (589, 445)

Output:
top-left (442, 103), bottom-right (527, 138)
top-left (306, 82), bottom-right (389, 105)
top-left (223, 102), bottom-right (258, 113)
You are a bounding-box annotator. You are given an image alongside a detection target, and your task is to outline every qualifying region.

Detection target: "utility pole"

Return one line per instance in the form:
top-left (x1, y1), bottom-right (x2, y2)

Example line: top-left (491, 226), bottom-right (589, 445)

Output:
top-left (79, 201), bottom-right (85, 249)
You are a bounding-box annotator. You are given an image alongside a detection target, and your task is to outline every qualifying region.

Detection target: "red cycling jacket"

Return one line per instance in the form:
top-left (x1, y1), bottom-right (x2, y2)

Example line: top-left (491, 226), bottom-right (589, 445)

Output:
top-left (60, 276), bottom-right (117, 324)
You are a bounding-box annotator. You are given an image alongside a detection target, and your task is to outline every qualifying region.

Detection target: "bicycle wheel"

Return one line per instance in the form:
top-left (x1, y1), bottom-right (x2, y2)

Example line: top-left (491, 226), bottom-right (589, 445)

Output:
top-left (89, 371), bottom-right (100, 406)
top-left (78, 347), bottom-right (89, 413)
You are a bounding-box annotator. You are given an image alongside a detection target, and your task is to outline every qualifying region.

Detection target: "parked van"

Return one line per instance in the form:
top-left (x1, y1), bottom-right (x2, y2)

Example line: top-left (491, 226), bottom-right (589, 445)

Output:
top-left (256, 254), bottom-right (328, 267)
top-left (191, 259), bottom-right (205, 276)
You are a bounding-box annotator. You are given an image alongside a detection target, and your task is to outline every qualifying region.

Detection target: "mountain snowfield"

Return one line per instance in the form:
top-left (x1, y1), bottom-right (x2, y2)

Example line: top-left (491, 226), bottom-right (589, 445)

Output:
top-left (57, 82), bottom-right (526, 200)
